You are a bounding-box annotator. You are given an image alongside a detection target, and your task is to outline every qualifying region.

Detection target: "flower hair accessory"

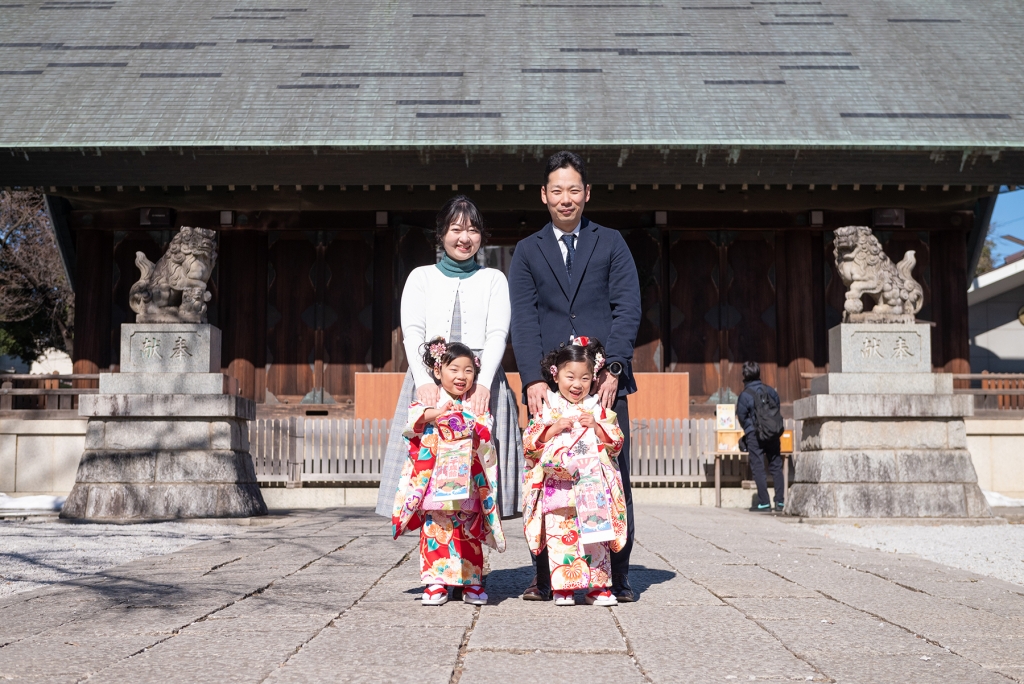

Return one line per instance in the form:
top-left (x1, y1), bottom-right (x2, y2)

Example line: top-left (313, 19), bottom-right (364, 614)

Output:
top-left (474, 356), bottom-right (481, 368)
top-left (593, 352), bottom-right (605, 373)
top-left (428, 340), bottom-right (447, 372)
top-left (549, 365), bottom-right (559, 378)
top-left (571, 335), bottom-right (590, 347)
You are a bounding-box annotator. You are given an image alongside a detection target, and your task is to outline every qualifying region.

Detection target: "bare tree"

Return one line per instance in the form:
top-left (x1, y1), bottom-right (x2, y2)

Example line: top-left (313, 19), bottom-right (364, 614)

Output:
top-left (0, 189), bottom-right (74, 360)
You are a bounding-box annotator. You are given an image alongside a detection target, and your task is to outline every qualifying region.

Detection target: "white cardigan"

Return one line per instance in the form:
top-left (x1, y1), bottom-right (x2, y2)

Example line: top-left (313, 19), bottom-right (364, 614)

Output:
top-left (401, 265), bottom-right (511, 391)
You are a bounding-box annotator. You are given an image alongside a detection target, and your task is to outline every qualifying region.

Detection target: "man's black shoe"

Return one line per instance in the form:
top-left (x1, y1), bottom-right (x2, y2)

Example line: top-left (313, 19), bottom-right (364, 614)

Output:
top-left (612, 573), bottom-right (634, 603)
top-left (749, 503), bottom-right (771, 512)
top-left (522, 575), bottom-right (551, 601)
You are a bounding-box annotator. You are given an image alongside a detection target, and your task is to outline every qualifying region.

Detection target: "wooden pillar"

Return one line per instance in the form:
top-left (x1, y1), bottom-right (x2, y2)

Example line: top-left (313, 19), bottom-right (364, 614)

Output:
top-left (372, 225), bottom-right (395, 371)
top-left (774, 231), bottom-right (827, 404)
top-left (218, 231), bottom-right (267, 401)
top-left (930, 228), bottom-right (970, 377)
top-left (72, 230), bottom-right (113, 383)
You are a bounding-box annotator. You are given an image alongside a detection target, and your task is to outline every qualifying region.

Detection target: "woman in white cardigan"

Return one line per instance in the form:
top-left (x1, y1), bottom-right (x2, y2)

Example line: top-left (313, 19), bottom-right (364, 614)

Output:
top-left (375, 196), bottom-right (523, 519)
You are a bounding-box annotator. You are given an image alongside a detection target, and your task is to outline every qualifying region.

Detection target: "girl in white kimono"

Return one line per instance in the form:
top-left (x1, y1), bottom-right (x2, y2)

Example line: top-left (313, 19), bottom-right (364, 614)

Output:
top-left (392, 337), bottom-right (505, 606)
top-left (522, 337), bottom-right (628, 607)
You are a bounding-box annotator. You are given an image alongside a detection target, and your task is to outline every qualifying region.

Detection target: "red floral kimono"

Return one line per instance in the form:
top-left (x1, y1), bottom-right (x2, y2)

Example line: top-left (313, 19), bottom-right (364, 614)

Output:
top-left (392, 393), bottom-right (504, 586)
top-left (522, 390), bottom-right (627, 591)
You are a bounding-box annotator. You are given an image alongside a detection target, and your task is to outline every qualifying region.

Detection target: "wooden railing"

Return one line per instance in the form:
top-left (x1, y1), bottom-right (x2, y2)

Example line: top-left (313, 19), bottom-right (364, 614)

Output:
top-left (0, 374), bottom-right (99, 412)
top-left (954, 373), bottom-right (1024, 410)
top-left (248, 417), bottom-right (390, 486)
top-left (248, 417), bottom-right (800, 487)
top-left (631, 418), bottom-right (800, 484)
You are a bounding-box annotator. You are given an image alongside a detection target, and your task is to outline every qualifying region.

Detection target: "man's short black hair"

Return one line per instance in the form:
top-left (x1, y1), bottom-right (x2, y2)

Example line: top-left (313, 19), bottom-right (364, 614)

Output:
top-left (544, 150), bottom-right (588, 187)
top-left (742, 361), bottom-right (761, 383)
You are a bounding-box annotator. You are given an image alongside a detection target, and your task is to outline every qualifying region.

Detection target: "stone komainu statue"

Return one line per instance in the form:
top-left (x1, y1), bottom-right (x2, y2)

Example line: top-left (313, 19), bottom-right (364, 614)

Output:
top-left (833, 225), bottom-right (924, 322)
top-left (129, 226), bottom-right (218, 323)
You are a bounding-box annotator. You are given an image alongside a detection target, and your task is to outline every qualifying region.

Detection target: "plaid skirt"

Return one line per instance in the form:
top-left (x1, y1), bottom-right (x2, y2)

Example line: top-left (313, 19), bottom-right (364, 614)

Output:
top-left (375, 368), bottom-right (524, 519)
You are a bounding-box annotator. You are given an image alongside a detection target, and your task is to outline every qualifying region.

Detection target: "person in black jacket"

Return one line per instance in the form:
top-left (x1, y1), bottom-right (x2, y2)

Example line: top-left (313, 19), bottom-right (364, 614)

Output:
top-left (509, 150), bottom-right (642, 602)
top-left (735, 362), bottom-right (785, 512)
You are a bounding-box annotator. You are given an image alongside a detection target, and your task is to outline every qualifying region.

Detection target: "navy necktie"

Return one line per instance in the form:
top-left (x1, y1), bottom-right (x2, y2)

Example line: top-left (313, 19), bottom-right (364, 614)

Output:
top-left (561, 233), bottom-right (576, 278)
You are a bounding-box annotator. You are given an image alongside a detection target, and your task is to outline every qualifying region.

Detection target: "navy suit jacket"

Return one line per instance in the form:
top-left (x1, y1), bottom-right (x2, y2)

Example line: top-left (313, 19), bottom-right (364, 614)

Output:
top-left (509, 217), bottom-right (642, 400)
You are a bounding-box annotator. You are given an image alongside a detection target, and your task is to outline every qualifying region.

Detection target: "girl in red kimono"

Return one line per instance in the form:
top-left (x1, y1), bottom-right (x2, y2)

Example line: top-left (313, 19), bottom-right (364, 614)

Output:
top-left (522, 337), bottom-right (628, 607)
top-left (392, 337), bottom-right (505, 606)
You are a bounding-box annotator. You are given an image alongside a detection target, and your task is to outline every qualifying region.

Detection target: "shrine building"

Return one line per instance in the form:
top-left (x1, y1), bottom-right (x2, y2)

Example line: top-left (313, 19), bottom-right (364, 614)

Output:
top-left (2, 0), bottom-right (1023, 415)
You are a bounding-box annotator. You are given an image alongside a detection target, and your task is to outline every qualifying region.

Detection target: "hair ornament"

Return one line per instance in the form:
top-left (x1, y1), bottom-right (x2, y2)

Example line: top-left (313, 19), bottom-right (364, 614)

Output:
top-left (549, 365), bottom-right (559, 378)
top-left (474, 356), bottom-right (481, 368)
top-left (571, 335), bottom-right (590, 347)
top-left (593, 352), bottom-right (605, 373)
top-left (429, 340), bottom-right (448, 372)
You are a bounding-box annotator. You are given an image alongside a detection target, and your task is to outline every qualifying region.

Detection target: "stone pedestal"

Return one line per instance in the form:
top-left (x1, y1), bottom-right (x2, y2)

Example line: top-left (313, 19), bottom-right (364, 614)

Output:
top-left (61, 324), bottom-right (267, 521)
top-left (787, 323), bottom-right (992, 519)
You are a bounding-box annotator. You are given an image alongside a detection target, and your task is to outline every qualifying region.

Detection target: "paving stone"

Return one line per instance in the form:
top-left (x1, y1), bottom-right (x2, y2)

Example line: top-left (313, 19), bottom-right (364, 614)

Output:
top-left (459, 652), bottom-right (646, 684)
top-left (808, 651), bottom-right (1010, 683)
top-left (89, 630), bottom-right (313, 684)
top-left (266, 623), bottom-right (464, 684)
top-left (470, 607), bottom-right (627, 652)
top-left (0, 634), bottom-right (160, 679)
top-left (614, 605), bottom-right (821, 682)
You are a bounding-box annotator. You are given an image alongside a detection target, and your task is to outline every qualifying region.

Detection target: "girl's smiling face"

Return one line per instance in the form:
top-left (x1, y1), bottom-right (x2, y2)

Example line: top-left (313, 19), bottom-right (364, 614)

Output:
top-left (554, 360), bottom-right (593, 404)
top-left (434, 355), bottom-right (476, 398)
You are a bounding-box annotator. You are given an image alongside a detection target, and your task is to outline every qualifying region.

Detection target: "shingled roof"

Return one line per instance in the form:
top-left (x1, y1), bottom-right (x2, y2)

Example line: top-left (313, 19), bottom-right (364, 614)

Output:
top-left (1, 0), bottom-right (1023, 150)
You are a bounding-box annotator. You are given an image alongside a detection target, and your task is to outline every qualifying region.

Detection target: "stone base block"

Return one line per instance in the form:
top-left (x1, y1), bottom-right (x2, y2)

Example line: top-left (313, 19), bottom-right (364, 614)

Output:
top-left (794, 393), bottom-right (973, 420)
top-left (99, 373), bottom-right (238, 396)
top-left (793, 449), bottom-right (979, 484)
top-left (61, 447), bottom-right (266, 520)
top-left (120, 324), bottom-right (221, 374)
top-left (800, 418), bottom-right (967, 451)
top-left (80, 394), bottom-right (254, 420)
top-left (810, 373), bottom-right (953, 396)
top-left (84, 417), bottom-right (249, 451)
top-left (61, 482), bottom-right (267, 520)
top-left (786, 482), bottom-right (991, 518)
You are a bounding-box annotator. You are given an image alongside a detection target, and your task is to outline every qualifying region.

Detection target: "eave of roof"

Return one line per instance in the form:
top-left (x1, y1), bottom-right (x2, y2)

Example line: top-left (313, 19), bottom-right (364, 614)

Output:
top-left (968, 259), bottom-right (1024, 305)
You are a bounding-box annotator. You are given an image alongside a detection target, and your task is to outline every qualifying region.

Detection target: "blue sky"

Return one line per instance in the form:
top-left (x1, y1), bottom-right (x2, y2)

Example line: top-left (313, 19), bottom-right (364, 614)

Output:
top-left (989, 186), bottom-right (1024, 265)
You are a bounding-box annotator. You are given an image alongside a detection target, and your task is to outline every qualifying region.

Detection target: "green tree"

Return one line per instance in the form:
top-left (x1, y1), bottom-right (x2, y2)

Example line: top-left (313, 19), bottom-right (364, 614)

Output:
top-left (0, 190), bottom-right (74, 362)
top-left (974, 219), bottom-right (998, 277)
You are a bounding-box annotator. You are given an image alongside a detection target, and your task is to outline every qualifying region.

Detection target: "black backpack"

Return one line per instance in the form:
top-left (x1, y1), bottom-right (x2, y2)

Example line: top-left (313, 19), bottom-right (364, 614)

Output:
top-left (745, 386), bottom-right (784, 442)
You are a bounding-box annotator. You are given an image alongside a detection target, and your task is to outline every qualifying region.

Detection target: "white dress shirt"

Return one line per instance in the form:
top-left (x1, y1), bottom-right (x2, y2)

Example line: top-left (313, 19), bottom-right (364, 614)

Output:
top-left (552, 222), bottom-right (582, 264)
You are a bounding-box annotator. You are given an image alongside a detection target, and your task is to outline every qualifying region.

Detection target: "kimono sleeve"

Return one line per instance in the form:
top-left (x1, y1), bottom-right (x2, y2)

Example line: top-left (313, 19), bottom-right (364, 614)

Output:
top-left (595, 406), bottom-right (625, 460)
top-left (403, 401), bottom-right (430, 441)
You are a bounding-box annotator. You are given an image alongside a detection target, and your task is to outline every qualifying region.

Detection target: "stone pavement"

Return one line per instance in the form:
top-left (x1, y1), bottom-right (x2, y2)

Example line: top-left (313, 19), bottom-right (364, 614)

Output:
top-left (2, 507), bottom-right (1023, 683)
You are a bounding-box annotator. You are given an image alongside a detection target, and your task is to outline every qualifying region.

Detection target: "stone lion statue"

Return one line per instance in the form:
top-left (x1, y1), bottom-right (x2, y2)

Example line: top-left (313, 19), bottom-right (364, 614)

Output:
top-left (833, 225), bottom-right (923, 323)
top-left (129, 226), bottom-right (218, 323)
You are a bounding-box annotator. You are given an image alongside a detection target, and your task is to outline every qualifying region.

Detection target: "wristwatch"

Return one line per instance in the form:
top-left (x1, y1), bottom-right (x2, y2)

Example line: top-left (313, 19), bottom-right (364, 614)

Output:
top-left (606, 361), bottom-right (624, 376)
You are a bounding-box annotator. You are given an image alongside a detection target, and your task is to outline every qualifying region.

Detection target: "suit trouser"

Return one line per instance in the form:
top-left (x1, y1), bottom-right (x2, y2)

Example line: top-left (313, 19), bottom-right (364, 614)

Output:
top-left (747, 435), bottom-right (784, 507)
top-left (532, 396), bottom-right (634, 588)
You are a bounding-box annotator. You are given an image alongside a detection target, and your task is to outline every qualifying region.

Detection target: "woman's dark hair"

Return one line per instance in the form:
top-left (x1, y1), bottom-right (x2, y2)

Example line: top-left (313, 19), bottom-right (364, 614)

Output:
top-left (544, 150), bottom-right (588, 187)
top-left (742, 361), bottom-right (761, 383)
top-left (435, 195), bottom-right (488, 249)
top-left (540, 337), bottom-right (606, 383)
top-left (421, 336), bottom-right (477, 383)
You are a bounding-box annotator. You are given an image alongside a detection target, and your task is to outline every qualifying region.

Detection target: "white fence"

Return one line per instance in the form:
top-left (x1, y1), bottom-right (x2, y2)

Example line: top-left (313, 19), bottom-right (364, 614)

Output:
top-left (249, 417), bottom-right (800, 487)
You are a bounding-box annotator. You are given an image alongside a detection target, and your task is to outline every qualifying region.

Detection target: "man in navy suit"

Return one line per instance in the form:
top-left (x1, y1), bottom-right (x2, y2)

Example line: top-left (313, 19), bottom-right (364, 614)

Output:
top-left (509, 151), bottom-right (642, 602)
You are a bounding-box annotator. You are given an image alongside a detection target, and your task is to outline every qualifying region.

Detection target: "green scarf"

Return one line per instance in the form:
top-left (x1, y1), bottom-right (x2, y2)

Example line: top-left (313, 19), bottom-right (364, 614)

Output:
top-left (436, 253), bottom-right (481, 279)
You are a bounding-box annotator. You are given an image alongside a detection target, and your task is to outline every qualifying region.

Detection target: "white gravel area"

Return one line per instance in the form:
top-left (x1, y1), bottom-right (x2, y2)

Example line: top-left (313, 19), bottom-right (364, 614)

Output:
top-left (807, 523), bottom-right (1024, 587)
top-left (0, 520), bottom-right (236, 598)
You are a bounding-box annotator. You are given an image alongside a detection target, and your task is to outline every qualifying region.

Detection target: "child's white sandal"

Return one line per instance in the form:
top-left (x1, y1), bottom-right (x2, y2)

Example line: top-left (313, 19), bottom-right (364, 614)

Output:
top-left (422, 584), bottom-right (449, 606)
top-left (463, 585), bottom-right (488, 605)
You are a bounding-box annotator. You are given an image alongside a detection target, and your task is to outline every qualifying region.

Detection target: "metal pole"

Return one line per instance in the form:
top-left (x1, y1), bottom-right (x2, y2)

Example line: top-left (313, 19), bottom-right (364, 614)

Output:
top-left (715, 454), bottom-right (721, 508)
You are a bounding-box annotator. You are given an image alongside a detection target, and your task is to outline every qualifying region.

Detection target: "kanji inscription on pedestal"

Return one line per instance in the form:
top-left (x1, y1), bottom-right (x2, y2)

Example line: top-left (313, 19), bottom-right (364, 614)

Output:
top-left (830, 323), bottom-right (931, 373)
top-left (121, 324), bottom-right (221, 373)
